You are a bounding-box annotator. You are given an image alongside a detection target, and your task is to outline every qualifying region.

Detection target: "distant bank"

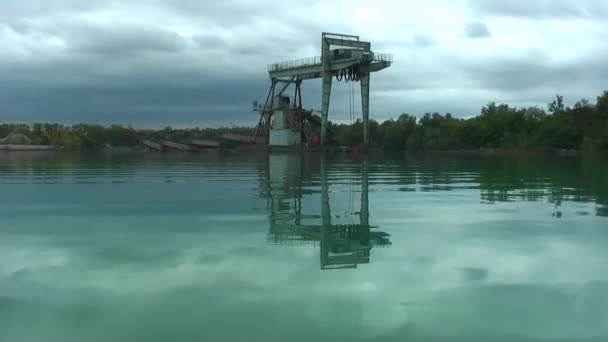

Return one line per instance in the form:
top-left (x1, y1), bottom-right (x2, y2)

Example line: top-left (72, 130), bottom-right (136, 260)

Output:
top-left (0, 144), bottom-right (60, 151)
top-left (1, 91), bottom-right (608, 153)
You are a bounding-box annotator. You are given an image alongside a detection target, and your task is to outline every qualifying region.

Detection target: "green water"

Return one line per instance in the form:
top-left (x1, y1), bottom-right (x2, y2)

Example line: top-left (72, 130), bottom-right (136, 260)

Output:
top-left (1, 151), bottom-right (607, 342)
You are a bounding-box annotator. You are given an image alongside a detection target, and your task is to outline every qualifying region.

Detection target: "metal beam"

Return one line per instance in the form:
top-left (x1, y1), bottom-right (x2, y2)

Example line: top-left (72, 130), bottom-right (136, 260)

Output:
top-left (253, 81), bottom-right (276, 141)
top-left (270, 60), bottom-right (390, 79)
top-left (270, 65), bottom-right (322, 79)
top-left (296, 72), bottom-right (322, 80)
top-left (322, 32), bottom-right (360, 40)
top-left (360, 62), bottom-right (391, 73)
top-left (276, 76), bottom-right (296, 96)
top-left (323, 38), bottom-right (370, 50)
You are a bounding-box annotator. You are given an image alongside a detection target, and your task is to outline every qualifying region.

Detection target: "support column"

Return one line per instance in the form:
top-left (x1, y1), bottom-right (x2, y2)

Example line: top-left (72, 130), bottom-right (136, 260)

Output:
top-left (361, 72), bottom-right (370, 146)
top-left (293, 80), bottom-right (301, 110)
top-left (321, 37), bottom-right (332, 145)
top-left (297, 80), bottom-right (303, 109)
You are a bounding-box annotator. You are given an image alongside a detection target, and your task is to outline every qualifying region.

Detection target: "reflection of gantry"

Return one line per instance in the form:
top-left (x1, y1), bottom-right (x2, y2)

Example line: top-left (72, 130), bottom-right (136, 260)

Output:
top-left (254, 33), bottom-right (392, 147)
top-left (264, 154), bottom-right (391, 270)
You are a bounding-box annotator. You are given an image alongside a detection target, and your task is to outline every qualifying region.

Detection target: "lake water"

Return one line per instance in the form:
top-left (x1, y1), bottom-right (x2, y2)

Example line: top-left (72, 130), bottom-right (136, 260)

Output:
top-left (1, 151), bottom-right (608, 341)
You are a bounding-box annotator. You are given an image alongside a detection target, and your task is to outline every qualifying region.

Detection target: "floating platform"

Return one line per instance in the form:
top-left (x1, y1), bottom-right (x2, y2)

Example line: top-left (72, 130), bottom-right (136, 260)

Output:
top-left (162, 141), bottom-right (192, 151)
top-left (142, 140), bottom-right (163, 151)
top-left (142, 137), bottom-right (379, 155)
top-left (220, 133), bottom-right (266, 144)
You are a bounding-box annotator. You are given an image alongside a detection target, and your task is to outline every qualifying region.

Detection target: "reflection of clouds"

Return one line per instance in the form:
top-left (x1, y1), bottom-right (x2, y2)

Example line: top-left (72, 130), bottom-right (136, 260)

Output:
top-left (0, 242), bottom-right (69, 279)
top-left (461, 267), bottom-right (489, 282)
top-left (2, 235), bottom-right (607, 341)
top-left (377, 224), bottom-right (608, 288)
top-left (2, 154), bottom-right (608, 340)
top-left (407, 283), bottom-right (608, 339)
top-left (3, 217), bottom-right (608, 341)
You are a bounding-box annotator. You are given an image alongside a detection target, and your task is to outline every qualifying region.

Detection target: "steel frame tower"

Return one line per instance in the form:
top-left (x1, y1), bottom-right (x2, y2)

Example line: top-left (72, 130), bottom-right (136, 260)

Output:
top-left (254, 32), bottom-right (392, 147)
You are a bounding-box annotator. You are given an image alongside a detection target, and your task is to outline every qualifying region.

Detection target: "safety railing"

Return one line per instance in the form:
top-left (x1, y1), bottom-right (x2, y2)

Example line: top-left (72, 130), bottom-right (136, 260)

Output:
top-left (268, 56), bottom-right (322, 72)
top-left (373, 52), bottom-right (393, 63)
top-left (268, 52), bottom-right (393, 72)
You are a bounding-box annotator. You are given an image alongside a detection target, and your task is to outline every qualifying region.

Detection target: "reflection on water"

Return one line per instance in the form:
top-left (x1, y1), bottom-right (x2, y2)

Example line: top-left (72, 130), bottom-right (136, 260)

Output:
top-left (263, 154), bottom-right (390, 269)
top-left (1, 151), bottom-right (608, 341)
top-left (2, 152), bottom-right (607, 217)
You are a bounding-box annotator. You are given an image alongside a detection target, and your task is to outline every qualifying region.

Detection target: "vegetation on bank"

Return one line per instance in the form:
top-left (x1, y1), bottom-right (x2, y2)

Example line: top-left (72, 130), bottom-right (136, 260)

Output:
top-left (1, 91), bottom-right (607, 151)
top-left (0, 124), bottom-right (255, 149)
top-left (332, 91), bottom-right (608, 151)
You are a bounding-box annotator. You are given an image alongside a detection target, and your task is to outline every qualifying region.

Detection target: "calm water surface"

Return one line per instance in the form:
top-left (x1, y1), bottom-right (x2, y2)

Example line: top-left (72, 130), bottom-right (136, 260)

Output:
top-left (1, 151), bottom-right (607, 341)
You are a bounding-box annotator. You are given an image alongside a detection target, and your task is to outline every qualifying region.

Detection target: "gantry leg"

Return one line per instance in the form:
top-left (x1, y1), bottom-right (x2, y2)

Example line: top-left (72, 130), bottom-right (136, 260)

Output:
top-left (360, 72), bottom-right (370, 146)
top-left (321, 38), bottom-right (332, 145)
top-left (253, 80), bottom-right (276, 143)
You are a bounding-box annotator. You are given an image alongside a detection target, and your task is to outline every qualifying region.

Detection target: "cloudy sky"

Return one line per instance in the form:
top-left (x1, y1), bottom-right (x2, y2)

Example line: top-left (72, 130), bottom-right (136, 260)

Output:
top-left (1, 0), bottom-right (607, 128)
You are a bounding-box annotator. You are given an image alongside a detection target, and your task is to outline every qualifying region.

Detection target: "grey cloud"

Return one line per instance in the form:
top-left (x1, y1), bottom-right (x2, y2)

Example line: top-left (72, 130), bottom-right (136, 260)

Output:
top-left (0, 80), bottom-right (265, 127)
top-left (68, 25), bottom-right (187, 56)
top-left (464, 22), bottom-right (490, 39)
top-left (471, 0), bottom-right (608, 19)
top-left (193, 24), bottom-right (321, 60)
top-left (194, 34), bottom-right (270, 57)
top-left (0, 0), bottom-right (95, 21)
top-left (0, 0), bottom-right (606, 126)
top-left (164, 0), bottom-right (277, 25)
top-left (378, 35), bottom-right (437, 49)
top-left (193, 34), bottom-right (225, 50)
top-left (8, 18), bottom-right (186, 56)
top-left (439, 49), bottom-right (608, 111)
top-left (454, 51), bottom-right (608, 91)
top-left (412, 34), bottom-right (437, 47)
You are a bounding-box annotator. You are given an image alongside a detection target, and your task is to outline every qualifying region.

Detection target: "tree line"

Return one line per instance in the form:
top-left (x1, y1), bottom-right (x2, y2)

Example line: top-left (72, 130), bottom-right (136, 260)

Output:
top-left (333, 91), bottom-right (608, 151)
top-left (0, 123), bottom-right (255, 148)
top-left (1, 90), bottom-right (607, 151)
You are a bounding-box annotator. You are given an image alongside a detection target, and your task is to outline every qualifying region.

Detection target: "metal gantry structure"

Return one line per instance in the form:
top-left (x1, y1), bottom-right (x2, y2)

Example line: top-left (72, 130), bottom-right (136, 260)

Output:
top-left (254, 32), bottom-right (392, 147)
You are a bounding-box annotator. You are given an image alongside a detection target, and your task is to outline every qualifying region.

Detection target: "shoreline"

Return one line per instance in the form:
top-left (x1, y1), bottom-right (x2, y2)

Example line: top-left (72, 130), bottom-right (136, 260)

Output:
top-left (0, 144), bottom-right (61, 151)
top-left (0, 144), bottom-right (604, 157)
top-left (429, 147), bottom-right (600, 157)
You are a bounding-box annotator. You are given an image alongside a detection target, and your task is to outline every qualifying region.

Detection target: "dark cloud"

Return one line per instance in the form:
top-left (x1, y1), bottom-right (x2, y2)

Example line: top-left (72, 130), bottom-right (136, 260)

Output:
top-left (0, 0), bottom-right (607, 126)
top-left (464, 22), bottom-right (490, 39)
top-left (0, 79), bottom-right (265, 127)
top-left (0, 0), bottom-right (331, 126)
